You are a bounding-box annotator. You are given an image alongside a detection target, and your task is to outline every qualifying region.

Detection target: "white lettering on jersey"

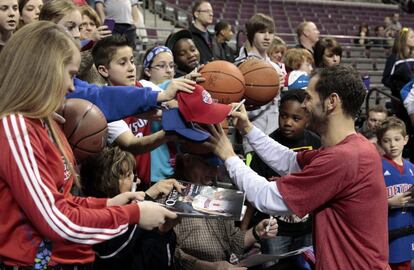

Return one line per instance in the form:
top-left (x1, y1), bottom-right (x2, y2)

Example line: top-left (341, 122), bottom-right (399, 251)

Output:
top-left (128, 119), bottom-right (148, 138)
top-left (387, 184), bottom-right (413, 197)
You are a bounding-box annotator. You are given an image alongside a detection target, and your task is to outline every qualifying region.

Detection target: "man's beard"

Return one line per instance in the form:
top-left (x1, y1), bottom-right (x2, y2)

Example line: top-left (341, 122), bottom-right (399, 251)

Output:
top-left (307, 107), bottom-right (328, 135)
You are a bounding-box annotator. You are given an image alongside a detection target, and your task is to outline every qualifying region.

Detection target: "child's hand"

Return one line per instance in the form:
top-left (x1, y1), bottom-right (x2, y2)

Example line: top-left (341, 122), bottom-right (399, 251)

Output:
top-left (52, 112), bottom-right (66, 124)
top-left (164, 99), bottom-right (178, 109)
top-left (277, 72), bottom-right (285, 90)
top-left (137, 201), bottom-right (177, 230)
top-left (145, 179), bottom-right (185, 199)
top-left (107, 191), bottom-right (146, 206)
top-left (183, 65), bottom-right (205, 83)
top-left (158, 216), bottom-right (181, 233)
top-left (135, 108), bottom-right (162, 121)
top-left (388, 192), bottom-right (412, 207)
top-left (157, 78), bottom-right (195, 102)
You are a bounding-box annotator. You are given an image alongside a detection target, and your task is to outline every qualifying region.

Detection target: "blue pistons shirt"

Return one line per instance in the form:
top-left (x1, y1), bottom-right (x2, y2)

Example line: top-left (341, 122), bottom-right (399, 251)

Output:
top-left (383, 158), bottom-right (414, 263)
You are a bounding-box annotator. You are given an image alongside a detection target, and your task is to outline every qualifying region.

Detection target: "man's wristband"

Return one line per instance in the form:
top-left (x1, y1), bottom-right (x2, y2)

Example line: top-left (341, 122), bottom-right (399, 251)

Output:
top-left (252, 225), bottom-right (261, 242)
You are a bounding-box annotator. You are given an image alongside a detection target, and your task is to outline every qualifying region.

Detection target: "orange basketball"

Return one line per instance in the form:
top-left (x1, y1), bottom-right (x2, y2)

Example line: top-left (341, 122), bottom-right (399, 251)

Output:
top-left (199, 60), bottom-right (245, 104)
top-left (60, 98), bottom-right (108, 163)
top-left (238, 58), bottom-right (280, 106)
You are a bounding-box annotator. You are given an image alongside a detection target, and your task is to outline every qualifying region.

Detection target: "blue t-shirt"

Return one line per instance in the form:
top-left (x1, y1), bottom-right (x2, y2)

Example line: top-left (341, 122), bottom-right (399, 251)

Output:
top-left (383, 158), bottom-right (414, 263)
top-left (150, 80), bottom-right (174, 182)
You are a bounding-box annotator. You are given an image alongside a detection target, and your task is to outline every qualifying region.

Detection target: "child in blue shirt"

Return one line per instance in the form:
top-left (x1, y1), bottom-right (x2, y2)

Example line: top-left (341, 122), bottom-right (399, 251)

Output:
top-left (377, 116), bottom-right (414, 270)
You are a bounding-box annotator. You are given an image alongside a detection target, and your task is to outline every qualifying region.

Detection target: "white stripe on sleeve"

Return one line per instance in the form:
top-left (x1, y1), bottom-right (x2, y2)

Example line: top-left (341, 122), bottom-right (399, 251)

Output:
top-left (4, 115), bottom-right (129, 244)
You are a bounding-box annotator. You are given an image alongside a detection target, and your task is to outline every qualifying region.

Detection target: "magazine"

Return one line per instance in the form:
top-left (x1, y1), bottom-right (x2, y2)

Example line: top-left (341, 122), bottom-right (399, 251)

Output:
top-left (160, 181), bottom-right (246, 220)
top-left (236, 246), bottom-right (313, 268)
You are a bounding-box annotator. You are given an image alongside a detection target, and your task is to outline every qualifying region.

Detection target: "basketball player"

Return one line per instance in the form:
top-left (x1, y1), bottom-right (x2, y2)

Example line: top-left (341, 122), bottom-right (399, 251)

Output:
top-left (205, 64), bottom-right (390, 270)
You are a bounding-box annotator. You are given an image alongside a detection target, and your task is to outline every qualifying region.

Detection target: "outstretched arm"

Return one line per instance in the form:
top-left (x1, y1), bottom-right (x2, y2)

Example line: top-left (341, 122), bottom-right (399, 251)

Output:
top-left (205, 124), bottom-right (292, 215)
top-left (69, 78), bottom-right (194, 122)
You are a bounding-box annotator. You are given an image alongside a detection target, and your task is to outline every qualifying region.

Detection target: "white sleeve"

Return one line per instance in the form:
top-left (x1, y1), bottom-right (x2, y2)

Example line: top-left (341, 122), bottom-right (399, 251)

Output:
top-left (246, 126), bottom-right (301, 176)
top-left (225, 156), bottom-right (292, 215)
top-left (107, 120), bottom-right (130, 144)
top-left (403, 84), bottom-right (414, 115)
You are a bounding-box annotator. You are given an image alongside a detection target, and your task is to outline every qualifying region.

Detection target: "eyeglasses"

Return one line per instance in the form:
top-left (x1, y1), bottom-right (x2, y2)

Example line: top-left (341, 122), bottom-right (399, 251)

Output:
top-left (150, 63), bottom-right (176, 71)
top-left (197, 9), bottom-right (213, 14)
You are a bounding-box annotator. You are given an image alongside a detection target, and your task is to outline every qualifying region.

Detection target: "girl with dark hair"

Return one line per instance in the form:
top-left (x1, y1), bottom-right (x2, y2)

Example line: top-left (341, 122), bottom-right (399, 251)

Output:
top-left (17, 0), bottom-right (42, 28)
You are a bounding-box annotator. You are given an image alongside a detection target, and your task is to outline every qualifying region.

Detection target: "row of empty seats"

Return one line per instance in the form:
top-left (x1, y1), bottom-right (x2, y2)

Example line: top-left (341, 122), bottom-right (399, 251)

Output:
top-left (153, 0), bottom-right (413, 37)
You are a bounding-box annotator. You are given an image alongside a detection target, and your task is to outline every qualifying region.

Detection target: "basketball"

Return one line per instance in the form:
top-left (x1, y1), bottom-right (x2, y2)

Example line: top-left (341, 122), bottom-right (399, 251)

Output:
top-left (238, 58), bottom-right (280, 106)
top-left (199, 60), bottom-right (245, 104)
top-left (59, 98), bottom-right (108, 162)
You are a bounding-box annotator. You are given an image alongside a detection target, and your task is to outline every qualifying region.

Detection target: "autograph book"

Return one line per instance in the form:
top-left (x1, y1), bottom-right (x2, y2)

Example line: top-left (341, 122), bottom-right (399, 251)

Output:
top-left (161, 181), bottom-right (246, 220)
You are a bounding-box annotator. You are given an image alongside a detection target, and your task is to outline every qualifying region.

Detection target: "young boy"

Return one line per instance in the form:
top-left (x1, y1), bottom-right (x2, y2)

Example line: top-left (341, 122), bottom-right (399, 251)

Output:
top-left (80, 146), bottom-right (181, 270)
top-left (235, 13), bottom-right (284, 160)
top-left (245, 89), bottom-right (320, 268)
top-left (283, 48), bottom-right (314, 90)
top-left (0, 0), bottom-right (19, 52)
top-left (376, 116), bottom-right (414, 270)
top-left (91, 36), bottom-right (171, 189)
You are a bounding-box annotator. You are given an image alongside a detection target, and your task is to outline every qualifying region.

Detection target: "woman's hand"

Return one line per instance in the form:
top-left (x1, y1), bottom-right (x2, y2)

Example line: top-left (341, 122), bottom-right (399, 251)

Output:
top-left (91, 25), bottom-right (112, 41)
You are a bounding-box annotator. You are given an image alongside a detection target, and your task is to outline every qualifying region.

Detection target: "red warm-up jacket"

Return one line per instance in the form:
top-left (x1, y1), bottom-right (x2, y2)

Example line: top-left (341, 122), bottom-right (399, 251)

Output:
top-left (0, 115), bottom-right (140, 266)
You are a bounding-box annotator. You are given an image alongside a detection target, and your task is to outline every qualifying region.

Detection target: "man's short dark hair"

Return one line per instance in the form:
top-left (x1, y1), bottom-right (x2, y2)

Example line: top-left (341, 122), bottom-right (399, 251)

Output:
top-left (91, 35), bottom-right (131, 68)
top-left (280, 89), bottom-right (307, 107)
top-left (214, 20), bottom-right (230, 36)
top-left (245, 13), bottom-right (275, 45)
top-left (311, 64), bottom-right (366, 119)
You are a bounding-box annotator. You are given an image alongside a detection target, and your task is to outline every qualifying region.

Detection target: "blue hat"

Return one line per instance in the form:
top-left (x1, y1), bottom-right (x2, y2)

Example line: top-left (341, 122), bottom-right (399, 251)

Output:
top-left (162, 108), bottom-right (210, 142)
top-left (288, 71), bottom-right (309, 90)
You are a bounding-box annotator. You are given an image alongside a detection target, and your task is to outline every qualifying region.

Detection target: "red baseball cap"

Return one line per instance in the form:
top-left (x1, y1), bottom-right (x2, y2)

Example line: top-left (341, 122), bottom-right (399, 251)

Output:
top-left (177, 84), bottom-right (231, 124)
